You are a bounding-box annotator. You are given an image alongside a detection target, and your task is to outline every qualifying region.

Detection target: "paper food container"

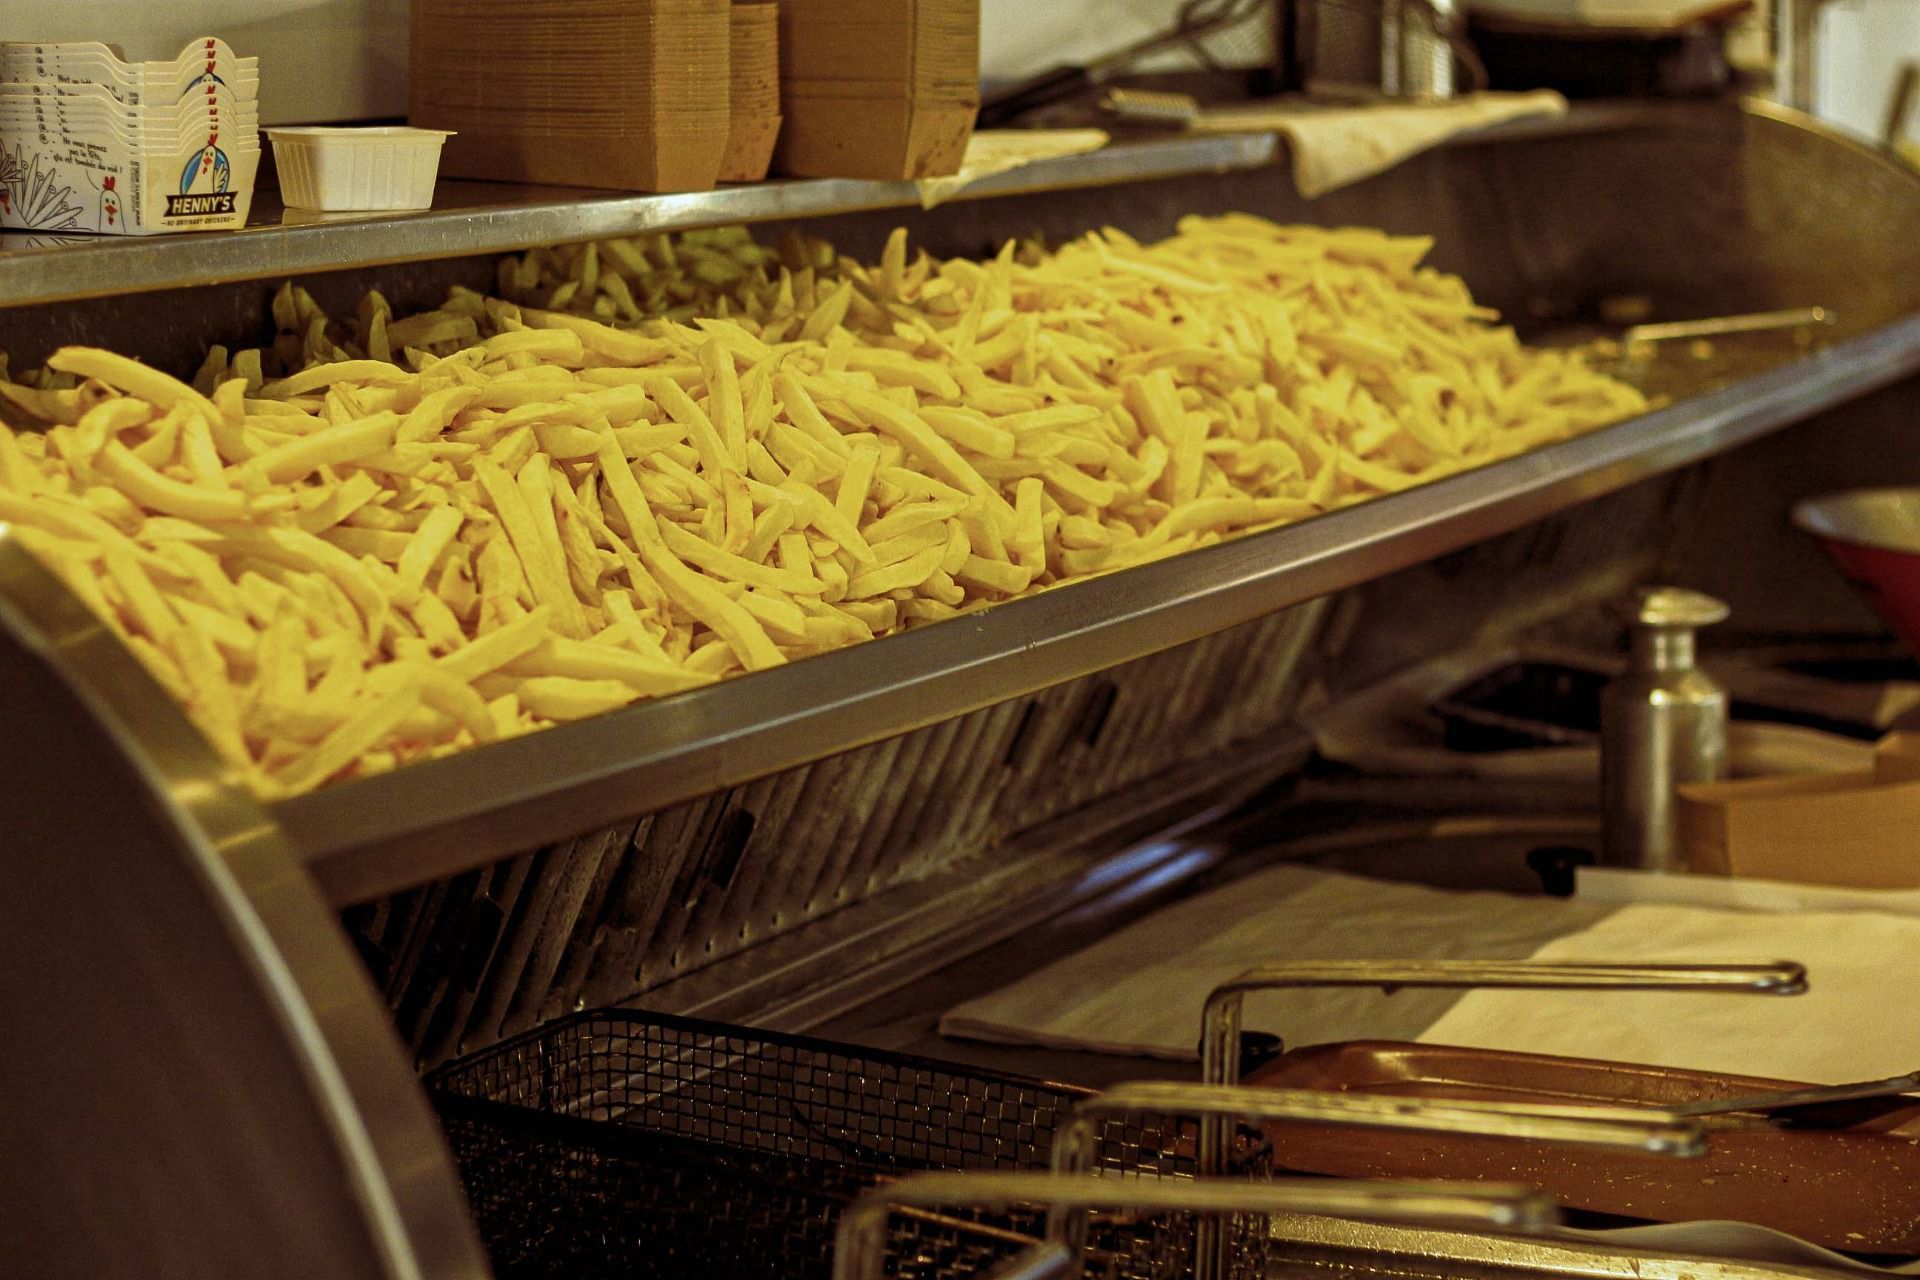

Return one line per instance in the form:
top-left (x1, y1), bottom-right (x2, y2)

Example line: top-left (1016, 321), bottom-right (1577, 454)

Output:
top-left (0, 37), bottom-right (259, 235)
top-left (1677, 748), bottom-right (1920, 889)
top-left (269, 126), bottom-right (452, 211)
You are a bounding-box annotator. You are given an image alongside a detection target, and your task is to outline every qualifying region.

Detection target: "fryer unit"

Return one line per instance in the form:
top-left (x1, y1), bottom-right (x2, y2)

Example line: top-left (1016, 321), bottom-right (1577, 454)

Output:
top-left (5, 100), bottom-right (1920, 1278)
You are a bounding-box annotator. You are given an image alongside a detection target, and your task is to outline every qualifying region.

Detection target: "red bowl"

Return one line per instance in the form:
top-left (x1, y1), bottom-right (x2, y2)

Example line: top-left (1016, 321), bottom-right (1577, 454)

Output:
top-left (1793, 488), bottom-right (1920, 657)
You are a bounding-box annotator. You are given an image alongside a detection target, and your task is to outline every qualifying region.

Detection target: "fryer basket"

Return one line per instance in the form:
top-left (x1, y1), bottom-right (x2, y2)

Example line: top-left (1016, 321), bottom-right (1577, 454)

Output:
top-left (429, 1009), bottom-right (1242, 1280)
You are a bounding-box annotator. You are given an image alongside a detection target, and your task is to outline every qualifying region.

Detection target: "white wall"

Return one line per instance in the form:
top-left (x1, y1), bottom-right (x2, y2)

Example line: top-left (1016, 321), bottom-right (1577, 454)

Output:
top-left (12, 0), bottom-right (1908, 140)
top-left (982, 0), bottom-right (1270, 82)
top-left (3, 0), bottom-right (408, 124)
top-left (1, 0), bottom-right (1252, 122)
top-left (1816, 0), bottom-right (1920, 142)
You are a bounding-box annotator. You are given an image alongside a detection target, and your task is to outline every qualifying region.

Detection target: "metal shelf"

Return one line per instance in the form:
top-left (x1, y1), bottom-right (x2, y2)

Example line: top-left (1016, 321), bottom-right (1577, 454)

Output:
top-left (0, 102), bottom-right (1665, 310)
top-left (277, 314), bottom-right (1920, 905)
top-left (0, 132), bottom-right (1279, 308)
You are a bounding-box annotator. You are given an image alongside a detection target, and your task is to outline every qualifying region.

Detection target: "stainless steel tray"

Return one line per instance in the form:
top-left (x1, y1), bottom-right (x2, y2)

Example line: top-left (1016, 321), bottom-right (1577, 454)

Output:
top-left (284, 317), bottom-right (1920, 903)
top-left (247, 101), bottom-right (1920, 903)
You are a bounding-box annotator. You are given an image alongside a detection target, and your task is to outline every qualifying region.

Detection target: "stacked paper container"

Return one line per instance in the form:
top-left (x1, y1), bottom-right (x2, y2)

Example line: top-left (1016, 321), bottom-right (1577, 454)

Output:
top-left (0, 38), bottom-right (260, 235)
top-left (411, 0), bottom-right (732, 193)
top-left (720, 3), bottom-right (781, 183)
top-left (775, 0), bottom-right (978, 179)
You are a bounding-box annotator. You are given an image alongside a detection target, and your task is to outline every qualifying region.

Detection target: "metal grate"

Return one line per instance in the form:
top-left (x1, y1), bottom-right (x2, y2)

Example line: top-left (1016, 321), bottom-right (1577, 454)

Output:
top-left (349, 604), bottom-right (1326, 1065)
top-left (348, 482), bottom-right (1679, 1068)
top-left (430, 1010), bottom-right (1253, 1280)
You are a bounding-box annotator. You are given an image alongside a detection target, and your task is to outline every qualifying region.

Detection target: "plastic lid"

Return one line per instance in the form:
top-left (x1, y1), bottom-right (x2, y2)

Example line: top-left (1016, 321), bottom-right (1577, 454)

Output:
top-left (1620, 586), bottom-right (1730, 630)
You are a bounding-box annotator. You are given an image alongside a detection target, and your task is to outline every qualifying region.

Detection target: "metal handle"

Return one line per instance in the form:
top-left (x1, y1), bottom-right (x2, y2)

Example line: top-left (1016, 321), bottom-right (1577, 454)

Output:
top-left (1051, 1078), bottom-right (1700, 1280)
top-left (1053, 1081), bottom-right (1703, 1169)
top-left (1671, 1069), bottom-right (1920, 1119)
top-left (1201, 960), bottom-right (1807, 1089)
top-left (1884, 62), bottom-right (1920, 150)
top-left (1192, 959), bottom-right (1801, 1280)
top-left (1622, 307), bottom-right (1834, 345)
top-left (832, 1170), bottom-right (1560, 1280)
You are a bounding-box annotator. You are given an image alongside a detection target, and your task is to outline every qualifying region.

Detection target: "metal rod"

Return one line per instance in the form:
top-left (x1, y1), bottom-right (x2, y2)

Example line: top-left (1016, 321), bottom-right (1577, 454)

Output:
top-left (1623, 307), bottom-right (1834, 345)
top-left (1671, 1069), bottom-right (1920, 1118)
top-left (1055, 1079), bottom-right (1702, 1280)
top-left (1883, 62), bottom-right (1920, 148)
top-left (1199, 960), bottom-right (1806, 1088)
top-left (833, 1171), bottom-right (1560, 1280)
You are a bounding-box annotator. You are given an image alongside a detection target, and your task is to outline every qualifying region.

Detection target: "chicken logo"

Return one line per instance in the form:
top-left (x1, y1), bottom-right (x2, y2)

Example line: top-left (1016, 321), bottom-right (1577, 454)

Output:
top-left (99, 175), bottom-right (118, 229)
top-left (179, 140), bottom-right (231, 195)
top-left (166, 138), bottom-right (238, 218)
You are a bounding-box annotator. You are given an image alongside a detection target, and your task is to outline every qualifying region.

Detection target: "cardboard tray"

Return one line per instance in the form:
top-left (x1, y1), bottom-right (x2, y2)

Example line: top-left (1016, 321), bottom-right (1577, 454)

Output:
top-left (1246, 1040), bottom-right (1920, 1253)
top-left (1678, 731), bottom-right (1920, 888)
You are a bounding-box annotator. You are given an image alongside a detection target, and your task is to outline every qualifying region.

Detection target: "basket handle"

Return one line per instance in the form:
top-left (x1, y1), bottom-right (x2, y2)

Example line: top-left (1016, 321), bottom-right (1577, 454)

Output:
top-left (1048, 1078), bottom-right (1701, 1280)
top-left (1199, 959), bottom-right (1807, 1089)
top-left (1052, 1080), bottom-right (1703, 1169)
top-left (1171, 959), bottom-right (1799, 1280)
top-left (831, 1170), bottom-right (1559, 1280)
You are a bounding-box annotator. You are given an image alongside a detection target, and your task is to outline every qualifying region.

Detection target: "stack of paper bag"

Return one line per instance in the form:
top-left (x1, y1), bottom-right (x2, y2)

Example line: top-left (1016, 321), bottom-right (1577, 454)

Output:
top-left (720, 4), bottom-right (780, 182)
top-left (1678, 732), bottom-right (1920, 888)
top-left (0, 38), bottom-right (260, 235)
top-left (411, 0), bottom-right (731, 192)
top-left (775, 0), bottom-right (978, 179)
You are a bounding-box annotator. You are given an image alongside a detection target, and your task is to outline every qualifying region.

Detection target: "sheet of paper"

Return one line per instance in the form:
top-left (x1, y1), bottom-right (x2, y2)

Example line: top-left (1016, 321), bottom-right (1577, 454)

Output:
top-left (915, 128), bottom-right (1110, 209)
top-left (1467, 0), bottom-right (1752, 31)
top-left (1190, 90), bottom-right (1567, 198)
top-left (1578, 866), bottom-right (1920, 916)
top-left (938, 865), bottom-right (1611, 1059)
top-left (1422, 901), bottom-right (1920, 1083)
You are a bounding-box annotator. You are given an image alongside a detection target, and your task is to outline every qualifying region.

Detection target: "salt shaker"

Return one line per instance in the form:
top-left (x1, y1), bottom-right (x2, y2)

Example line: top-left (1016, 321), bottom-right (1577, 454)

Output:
top-left (1600, 587), bottom-right (1730, 871)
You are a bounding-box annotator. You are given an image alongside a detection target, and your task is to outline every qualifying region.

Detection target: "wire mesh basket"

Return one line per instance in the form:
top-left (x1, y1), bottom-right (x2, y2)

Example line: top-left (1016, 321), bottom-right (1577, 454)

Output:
top-left (428, 1009), bottom-right (1255, 1280)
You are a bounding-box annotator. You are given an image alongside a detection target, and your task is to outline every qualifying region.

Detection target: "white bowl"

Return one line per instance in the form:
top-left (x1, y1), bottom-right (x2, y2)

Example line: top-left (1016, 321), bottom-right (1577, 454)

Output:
top-left (267, 126), bottom-right (453, 212)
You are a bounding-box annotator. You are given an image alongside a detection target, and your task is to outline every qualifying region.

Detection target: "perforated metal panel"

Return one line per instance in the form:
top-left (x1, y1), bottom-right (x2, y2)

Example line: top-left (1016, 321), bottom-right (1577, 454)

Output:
top-left (347, 603), bottom-right (1325, 1065)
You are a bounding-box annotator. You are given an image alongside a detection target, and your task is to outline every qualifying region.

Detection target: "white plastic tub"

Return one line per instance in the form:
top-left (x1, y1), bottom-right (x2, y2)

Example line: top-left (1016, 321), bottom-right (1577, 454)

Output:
top-left (267, 126), bottom-right (454, 212)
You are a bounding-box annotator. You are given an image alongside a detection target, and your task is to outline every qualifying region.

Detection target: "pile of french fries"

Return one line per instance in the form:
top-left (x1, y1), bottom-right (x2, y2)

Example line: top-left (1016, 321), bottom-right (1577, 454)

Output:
top-left (0, 216), bottom-right (1647, 796)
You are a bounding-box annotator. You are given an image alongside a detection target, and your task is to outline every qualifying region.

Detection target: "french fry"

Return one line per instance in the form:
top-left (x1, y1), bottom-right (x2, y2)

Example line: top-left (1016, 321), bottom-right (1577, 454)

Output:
top-left (46, 348), bottom-right (221, 423)
top-left (95, 442), bottom-right (249, 523)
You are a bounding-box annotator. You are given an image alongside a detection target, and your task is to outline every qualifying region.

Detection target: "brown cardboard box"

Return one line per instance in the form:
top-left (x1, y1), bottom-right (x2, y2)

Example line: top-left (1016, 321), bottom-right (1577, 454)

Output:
top-left (1677, 767), bottom-right (1920, 888)
top-left (1874, 731), bottom-right (1920, 783)
top-left (410, 0), bottom-right (732, 192)
top-left (719, 3), bottom-right (781, 183)
top-left (774, 0), bottom-right (978, 179)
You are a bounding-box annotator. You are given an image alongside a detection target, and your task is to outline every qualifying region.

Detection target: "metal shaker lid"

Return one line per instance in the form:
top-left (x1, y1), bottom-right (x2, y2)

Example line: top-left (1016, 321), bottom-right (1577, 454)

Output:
top-left (1621, 586), bottom-right (1730, 629)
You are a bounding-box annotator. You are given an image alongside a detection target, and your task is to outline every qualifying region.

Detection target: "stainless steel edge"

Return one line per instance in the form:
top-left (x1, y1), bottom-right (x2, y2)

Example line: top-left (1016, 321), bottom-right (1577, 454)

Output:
top-left (0, 530), bottom-right (488, 1278)
top-left (1053, 1082), bottom-right (1705, 1157)
top-left (0, 99), bottom-right (1692, 309)
top-left (280, 311), bottom-right (1920, 904)
top-left (832, 1172), bottom-right (1562, 1280)
top-left (0, 133), bottom-right (1277, 308)
top-left (1265, 1213), bottom-right (1870, 1280)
